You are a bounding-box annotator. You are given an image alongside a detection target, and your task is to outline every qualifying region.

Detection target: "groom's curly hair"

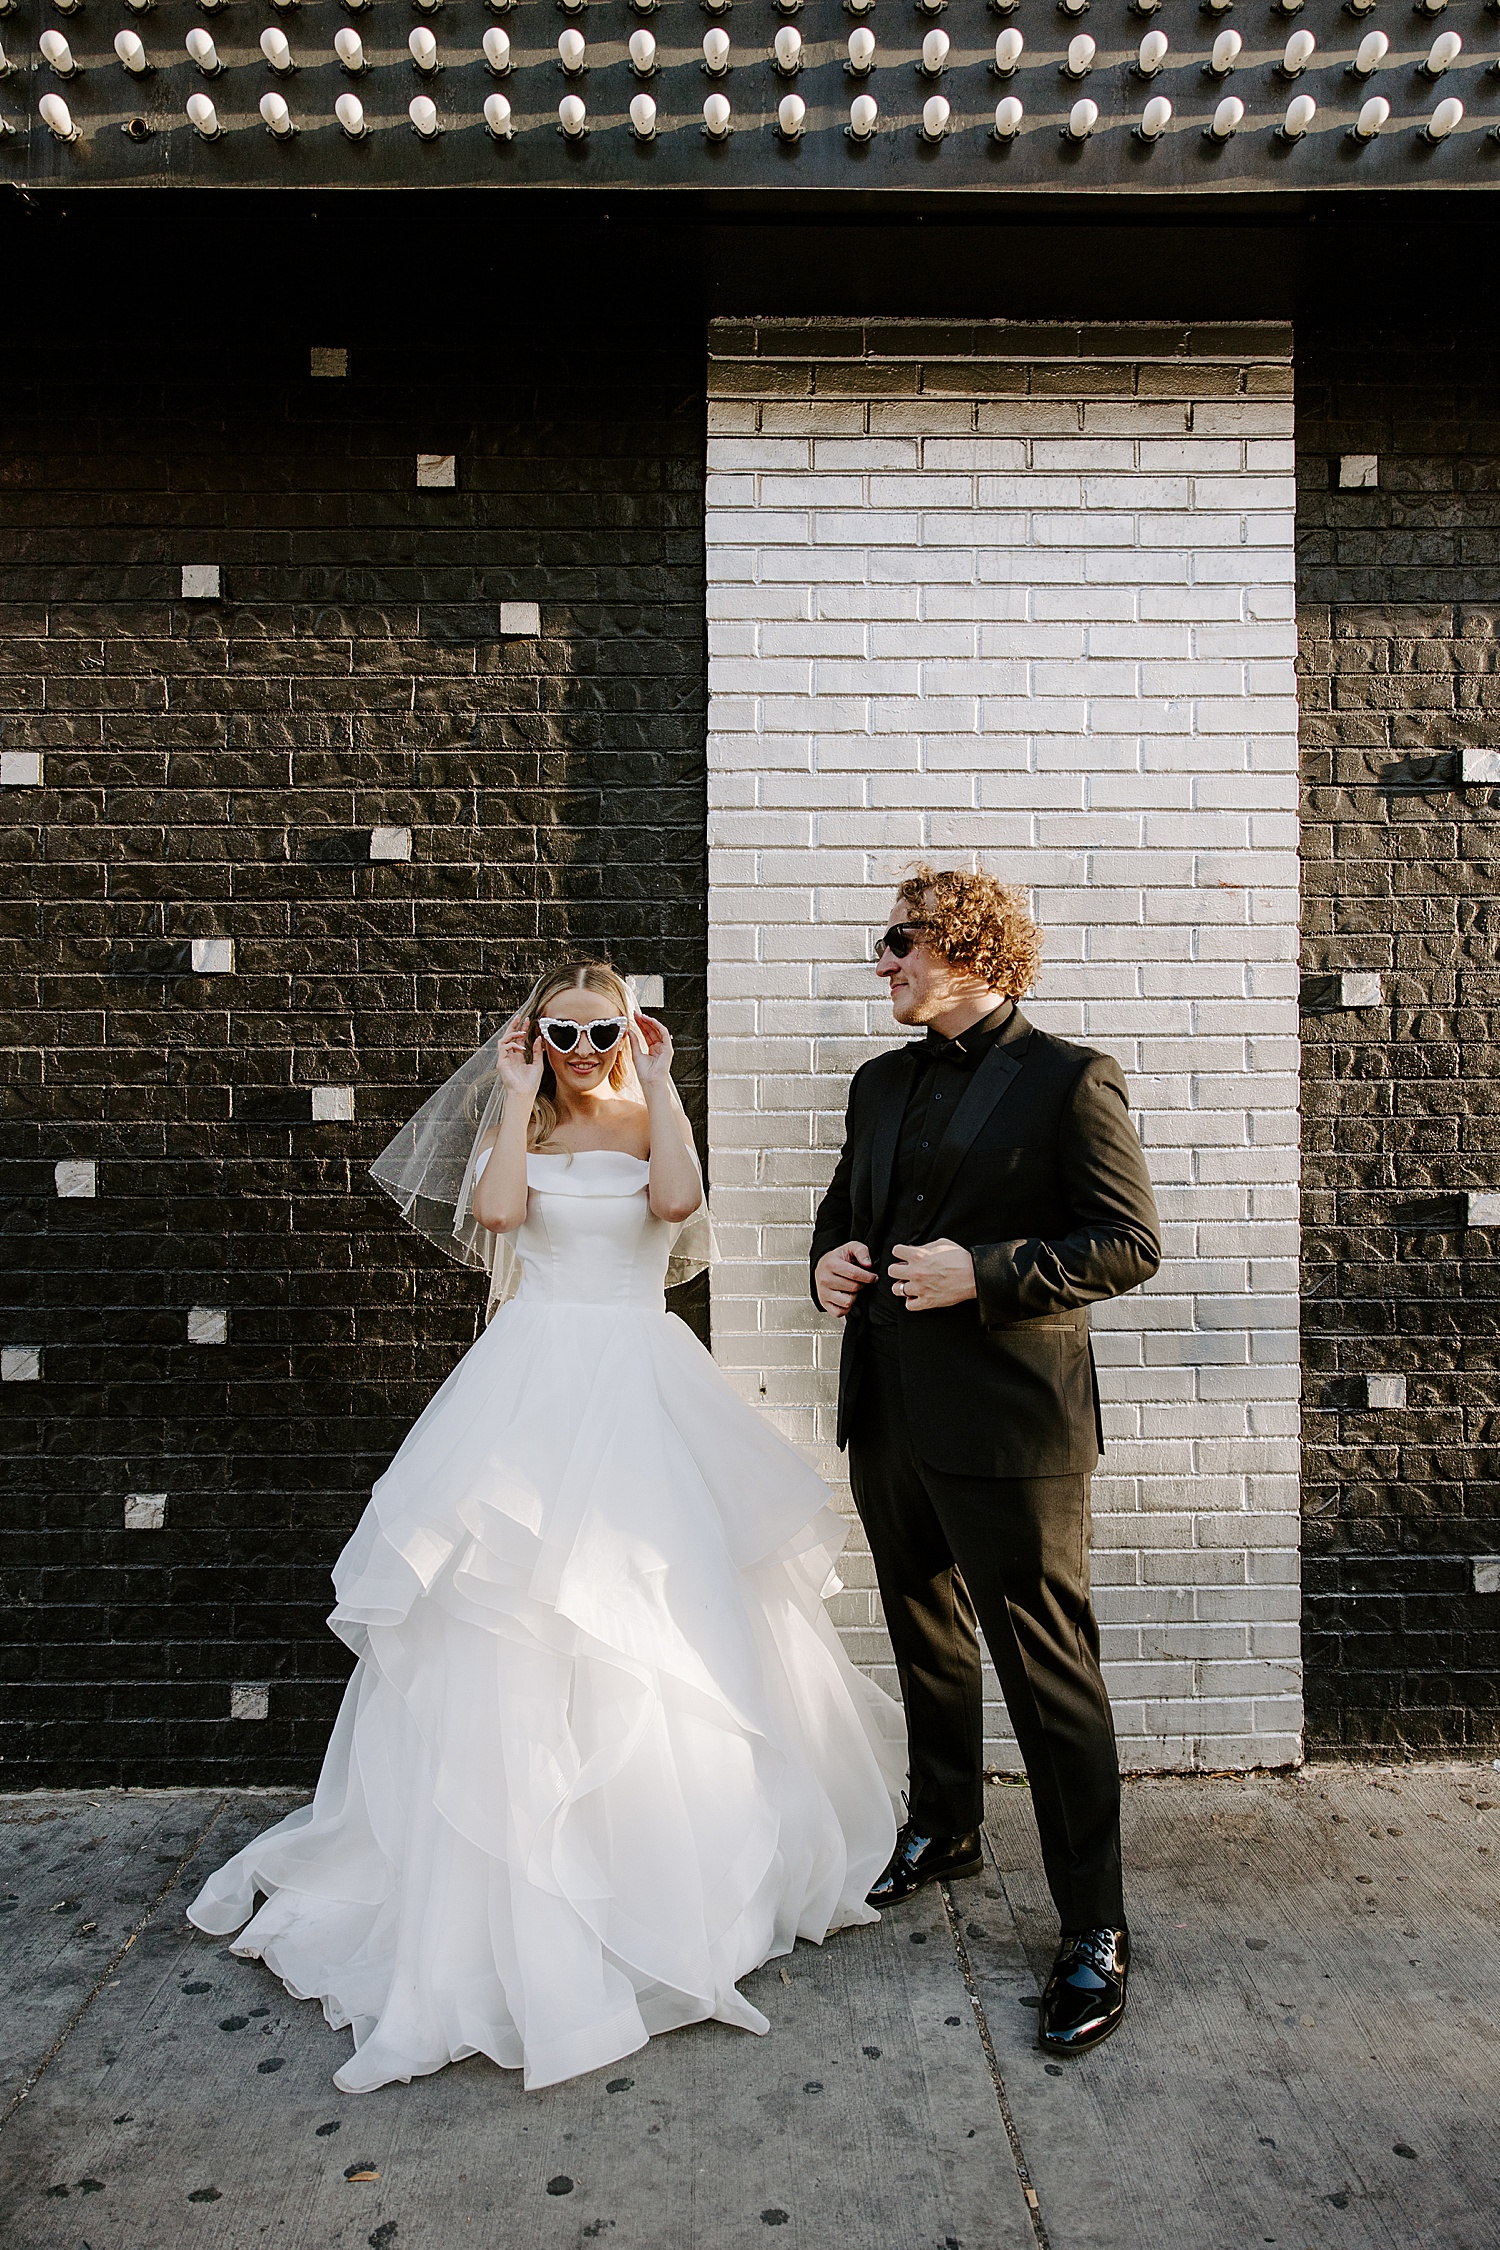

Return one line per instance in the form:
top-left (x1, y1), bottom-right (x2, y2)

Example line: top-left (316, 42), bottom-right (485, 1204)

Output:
top-left (894, 864), bottom-right (1043, 999)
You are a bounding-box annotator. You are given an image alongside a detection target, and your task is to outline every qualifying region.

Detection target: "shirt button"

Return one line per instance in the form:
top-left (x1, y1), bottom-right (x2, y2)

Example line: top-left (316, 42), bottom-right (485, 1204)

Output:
top-left (921, 1141), bottom-right (930, 1149)
top-left (916, 1193), bottom-right (925, 1203)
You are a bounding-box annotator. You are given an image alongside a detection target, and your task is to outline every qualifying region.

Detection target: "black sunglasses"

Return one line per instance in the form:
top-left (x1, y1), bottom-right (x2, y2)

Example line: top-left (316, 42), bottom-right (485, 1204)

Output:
top-left (873, 922), bottom-right (930, 961)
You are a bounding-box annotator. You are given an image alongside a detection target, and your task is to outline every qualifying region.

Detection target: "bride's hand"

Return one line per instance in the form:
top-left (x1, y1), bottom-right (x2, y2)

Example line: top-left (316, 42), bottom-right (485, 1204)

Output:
top-left (496, 1012), bottom-right (545, 1100)
top-left (630, 1011), bottom-right (675, 1089)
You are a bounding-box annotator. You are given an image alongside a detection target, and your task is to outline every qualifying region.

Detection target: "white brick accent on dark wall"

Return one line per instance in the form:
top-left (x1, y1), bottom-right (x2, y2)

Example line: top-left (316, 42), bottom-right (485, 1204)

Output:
top-left (705, 320), bottom-right (1302, 1773)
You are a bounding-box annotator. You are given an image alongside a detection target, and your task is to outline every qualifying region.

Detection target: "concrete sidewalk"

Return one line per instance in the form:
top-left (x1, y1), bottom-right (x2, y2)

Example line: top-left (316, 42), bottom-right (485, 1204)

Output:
top-left (2, 1764), bottom-right (1496, 2250)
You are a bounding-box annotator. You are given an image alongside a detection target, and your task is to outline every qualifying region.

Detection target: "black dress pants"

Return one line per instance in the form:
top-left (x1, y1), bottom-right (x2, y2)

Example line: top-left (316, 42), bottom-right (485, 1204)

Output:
top-left (848, 1326), bottom-right (1125, 1931)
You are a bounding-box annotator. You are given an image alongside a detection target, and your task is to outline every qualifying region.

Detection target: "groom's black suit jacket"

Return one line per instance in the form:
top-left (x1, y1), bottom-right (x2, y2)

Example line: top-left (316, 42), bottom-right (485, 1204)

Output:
top-left (809, 1007), bottom-right (1161, 1479)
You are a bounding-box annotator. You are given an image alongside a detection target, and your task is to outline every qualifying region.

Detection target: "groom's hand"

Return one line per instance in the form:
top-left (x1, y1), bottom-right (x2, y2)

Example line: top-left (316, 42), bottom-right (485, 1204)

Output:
top-left (888, 1240), bottom-right (977, 1312)
top-left (815, 1241), bottom-right (876, 1317)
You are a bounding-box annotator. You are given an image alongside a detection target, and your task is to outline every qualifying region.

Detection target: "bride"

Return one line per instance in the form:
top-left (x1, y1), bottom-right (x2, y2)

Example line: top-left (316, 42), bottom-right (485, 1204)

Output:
top-left (188, 960), bottom-right (905, 2094)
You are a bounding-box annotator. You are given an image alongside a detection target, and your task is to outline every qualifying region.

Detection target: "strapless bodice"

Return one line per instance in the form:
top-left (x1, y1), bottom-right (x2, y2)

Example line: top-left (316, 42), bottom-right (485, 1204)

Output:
top-left (511, 1150), bottom-right (670, 1307)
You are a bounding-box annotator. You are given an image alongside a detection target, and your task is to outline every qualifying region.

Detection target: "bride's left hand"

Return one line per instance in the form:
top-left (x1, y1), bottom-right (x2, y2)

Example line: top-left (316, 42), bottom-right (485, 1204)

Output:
top-left (631, 1011), bottom-right (675, 1089)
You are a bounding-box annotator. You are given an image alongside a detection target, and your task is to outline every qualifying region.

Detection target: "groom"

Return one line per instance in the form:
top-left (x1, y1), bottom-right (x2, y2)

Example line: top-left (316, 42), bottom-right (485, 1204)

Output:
top-left (811, 865), bottom-right (1160, 2056)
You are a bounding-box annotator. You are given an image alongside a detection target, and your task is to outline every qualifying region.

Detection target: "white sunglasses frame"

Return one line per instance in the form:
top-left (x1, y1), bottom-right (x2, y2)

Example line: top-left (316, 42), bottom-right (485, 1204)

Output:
top-left (536, 1014), bottom-right (630, 1058)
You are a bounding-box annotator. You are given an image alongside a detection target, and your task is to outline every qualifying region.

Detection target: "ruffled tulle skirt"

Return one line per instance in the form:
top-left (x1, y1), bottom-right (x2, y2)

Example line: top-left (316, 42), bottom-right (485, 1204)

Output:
top-left (187, 1298), bottom-right (906, 2092)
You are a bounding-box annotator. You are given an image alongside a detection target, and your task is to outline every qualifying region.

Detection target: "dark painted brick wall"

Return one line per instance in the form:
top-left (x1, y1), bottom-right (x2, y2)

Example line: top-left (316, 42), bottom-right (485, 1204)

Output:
top-left (1298, 324), bottom-right (1500, 1755)
top-left (0, 312), bottom-right (708, 1787)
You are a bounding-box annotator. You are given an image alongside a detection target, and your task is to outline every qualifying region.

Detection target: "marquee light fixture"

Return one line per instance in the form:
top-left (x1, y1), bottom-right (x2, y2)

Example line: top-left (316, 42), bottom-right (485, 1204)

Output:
top-left (186, 27), bottom-right (221, 73)
top-left (260, 87), bottom-right (295, 133)
top-left (1065, 94), bottom-right (1098, 138)
top-left (334, 25), bottom-right (365, 70)
top-left (484, 88), bottom-right (512, 134)
top-left (409, 26), bottom-right (438, 71)
top-left (1280, 29), bottom-right (1315, 76)
top-left (40, 29), bottom-right (76, 74)
top-left (1136, 91), bottom-right (1172, 138)
top-left (559, 90), bottom-right (586, 134)
top-left (778, 89), bottom-right (805, 135)
top-left (774, 24), bottom-right (802, 72)
top-left (703, 89), bottom-right (732, 136)
top-left (1422, 31), bottom-right (1461, 77)
top-left (847, 0), bottom-right (874, 15)
top-left (336, 89), bottom-right (366, 135)
top-left (1203, 0), bottom-right (1234, 14)
top-left (1351, 92), bottom-right (1388, 138)
top-left (482, 25), bottom-right (509, 71)
top-left (993, 28), bottom-right (1022, 75)
top-left (848, 90), bottom-right (878, 137)
top-left (1208, 28), bottom-right (1241, 74)
top-left (1063, 33), bottom-right (1095, 78)
top-left (39, 90), bottom-right (77, 138)
top-left (1206, 92), bottom-right (1243, 138)
top-left (1280, 90), bottom-right (1316, 137)
top-left (1346, 0), bottom-right (1378, 13)
top-left (1415, 0), bottom-right (1448, 15)
top-left (629, 26), bottom-right (656, 71)
top-left (629, 88), bottom-right (655, 135)
top-left (409, 92), bottom-right (439, 135)
top-left (848, 26), bottom-right (875, 72)
top-left (1350, 29), bottom-right (1388, 76)
top-left (993, 92), bottom-right (1023, 136)
top-left (920, 91), bottom-right (949, 138)
top-left (1425, 94), bottom-right (1463, 139)
top-left (1136, 29), bottom-right (1167, 76)
top-left (703, 27), bottom-right (730, 74)
top-left (1058, 0), bottom-right (1089, 18)
top-left (114, 28), bottom-right (150, 72)
top-left (920, 27), bottom-right (949, 74)
top-left (187, 89), bottom-right (221, 136)
top-left (261, 26), bottom-right (293, 70)
top-left (558, 27), bottom-right (585, 72)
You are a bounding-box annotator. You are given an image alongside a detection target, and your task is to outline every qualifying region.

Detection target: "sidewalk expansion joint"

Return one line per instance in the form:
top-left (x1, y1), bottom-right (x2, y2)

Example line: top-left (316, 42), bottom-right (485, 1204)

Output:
top-left (939, 1873), bottom-right (1051, 2250)
top-left (0, 1793), bottom-right (231, 2136)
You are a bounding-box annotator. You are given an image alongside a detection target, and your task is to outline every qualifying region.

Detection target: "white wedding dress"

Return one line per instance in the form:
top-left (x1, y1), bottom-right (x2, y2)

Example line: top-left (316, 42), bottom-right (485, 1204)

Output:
top-left (188, 1151), bottom-right (905, 2093)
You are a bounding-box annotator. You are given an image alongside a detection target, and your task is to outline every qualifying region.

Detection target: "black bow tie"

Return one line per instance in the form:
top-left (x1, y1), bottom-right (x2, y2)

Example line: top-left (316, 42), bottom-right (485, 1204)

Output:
top-left (918, 1033), bottom-right (979, 1074)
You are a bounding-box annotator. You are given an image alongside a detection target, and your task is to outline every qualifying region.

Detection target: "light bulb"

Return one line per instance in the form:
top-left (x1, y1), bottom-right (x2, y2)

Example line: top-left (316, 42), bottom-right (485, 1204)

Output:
top-left (849, 26), bottom-right (875, 70)
top-left (1281, 91), bottom-right (1315, 136)
top-left (1346, 0), bottom-right (1377, 12)
top-left (774, 24), bottom-right (801, 70)
top-left (848, 91), bottom-right (878, 138)
top-left (409, 93), bottom-right (438, 136)
top-left (1137, 29), bottom-right (1167, 74)
top-left (261, 27), bottom-right (292, 70)
top-left (1065, 34), bottom-right (1095, 77)
top-left (409, 26), bottom-right (438, 70)
top-left (1204, 0), bottom-right (1233, 12)
top-left (1352, 30), bottom-right (1386, 75)
top-left (629, 88), bottom-right (656, 135)
top-left (703, 27), bottom-right (729, 73)
top-left (703, 90), bottom-right (731, 136)
top-left (1059, 0), bottom-right (1088, 16)
top-left (921, 28), bottom-right (949, 73)
top-left (185, 27), bottom-right (219, 72)
top-left (993, 93), bottom-right (1023, 137)
top-left (335, 26), bottom-right (364, 69)
top-left (484, 89), bottom-right (512, 135)
top-left (1281, 30), bottom-right (1314, 74)
top-left (40, 29), bottom-right (75, 72)
top-left (778, 90), bottom-right (805, 134)
top-left (1138, 93), bottom-right (1171, 137)
top-left (1065, 95), bottom-right (1098, 139)
top-left (1352, 93), bottom-right (1388, 138)
top-left (1207, 92), bottom-right (1243, 138)
top-left (1210, 28), bottom-right (1240, 73)
top-left (114, 27), bottom-right (148, 70)
top-left (1424, 31), bottom-right (1461, 75)
top-left (335, 89), bottom-right (365, 135)
top-left (993, 27), bottom-right (1022, 73)
top-left (920, 92), bottom-right (949, 138)
top-left (260, 88), bottom-right (294, 133)
top-left (559, 91), bottom-right (587, 134)
top-left (847, 0), bottom-right (873, 13)
top-left (629, 27), bottom-right (655, 72)
top-left (38, 90), bottom-right (76, 137)
top-left (1416, 0), bottom-right (1447, 13)
top-left (1426, 94), bottom-right (1462, 138)
top-left (558, 27), bottom-right (585, 71)
top-left (186, 90), bottom-right (220, 136)
top-left (482, 25), bottom-right (509, 70)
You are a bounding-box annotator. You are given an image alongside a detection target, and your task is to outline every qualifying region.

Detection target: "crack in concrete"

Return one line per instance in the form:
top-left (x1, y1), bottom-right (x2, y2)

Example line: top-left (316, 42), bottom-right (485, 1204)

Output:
top-left (939, 1869), bottom-right (1051, 2250)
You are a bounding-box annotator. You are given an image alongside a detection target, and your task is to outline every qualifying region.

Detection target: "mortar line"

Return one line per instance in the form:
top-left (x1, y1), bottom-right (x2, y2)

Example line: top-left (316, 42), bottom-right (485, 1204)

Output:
top-left (0, 1794), bottom-right (231, 2134)
top-left (939, 1876), bottom-right (1051, 2250)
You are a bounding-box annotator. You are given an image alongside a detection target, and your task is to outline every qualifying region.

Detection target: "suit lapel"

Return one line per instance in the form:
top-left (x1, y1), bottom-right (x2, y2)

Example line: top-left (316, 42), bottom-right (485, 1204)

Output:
top-left (869, 1045), bottom-right (922, 1233)
top-left (916, 1012), bottom-right (1031, 1229)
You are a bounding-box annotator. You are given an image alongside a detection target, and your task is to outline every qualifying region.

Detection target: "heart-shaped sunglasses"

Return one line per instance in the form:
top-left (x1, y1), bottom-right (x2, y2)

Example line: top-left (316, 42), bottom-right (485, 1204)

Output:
top-left (537, 1015), bottom-right (629, 1057)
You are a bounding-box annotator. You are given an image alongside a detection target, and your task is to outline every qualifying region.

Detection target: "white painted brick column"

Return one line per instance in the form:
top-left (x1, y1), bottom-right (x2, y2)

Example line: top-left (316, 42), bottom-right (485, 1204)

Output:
top-left (705, 319), bottom-right (1302, 1773)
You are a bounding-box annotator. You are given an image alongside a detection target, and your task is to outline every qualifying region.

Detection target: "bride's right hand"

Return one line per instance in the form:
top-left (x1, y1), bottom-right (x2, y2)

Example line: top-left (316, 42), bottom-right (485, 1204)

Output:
top-left (497, 1012), bottom-right (545, 1100)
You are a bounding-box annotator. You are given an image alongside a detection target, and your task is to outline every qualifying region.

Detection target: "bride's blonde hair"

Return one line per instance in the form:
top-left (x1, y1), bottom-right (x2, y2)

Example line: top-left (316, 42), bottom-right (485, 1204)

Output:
top-left (513, 960), bottom-right (636, 1151)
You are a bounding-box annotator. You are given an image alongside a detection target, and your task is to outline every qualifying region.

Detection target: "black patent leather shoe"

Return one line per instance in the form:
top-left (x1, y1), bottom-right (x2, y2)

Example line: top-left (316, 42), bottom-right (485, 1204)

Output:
top-left (866, 1822), bottom-right (984, 1907)
top-left (1038, 1926), bottom-right (1129, 2055)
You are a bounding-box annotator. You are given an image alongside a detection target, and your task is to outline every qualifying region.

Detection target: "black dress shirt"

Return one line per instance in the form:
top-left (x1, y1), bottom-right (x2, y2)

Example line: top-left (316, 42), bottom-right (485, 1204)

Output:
top-left (867, 1001), bottom-right (1015, 1327)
